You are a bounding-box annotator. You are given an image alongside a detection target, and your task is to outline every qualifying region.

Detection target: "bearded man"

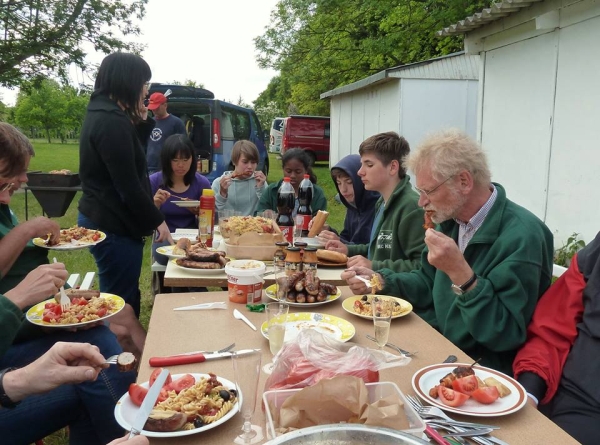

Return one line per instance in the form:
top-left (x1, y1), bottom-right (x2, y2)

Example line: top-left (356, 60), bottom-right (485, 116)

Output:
top-left (342, 129), bottom-right (554, 375)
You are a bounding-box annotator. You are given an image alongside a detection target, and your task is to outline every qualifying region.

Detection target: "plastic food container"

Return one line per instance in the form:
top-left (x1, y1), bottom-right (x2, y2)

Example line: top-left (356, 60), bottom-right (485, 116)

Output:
top-left (262, 381), bottom-right (426, 440)
top-left (225, 260), bottom-right (266, 304)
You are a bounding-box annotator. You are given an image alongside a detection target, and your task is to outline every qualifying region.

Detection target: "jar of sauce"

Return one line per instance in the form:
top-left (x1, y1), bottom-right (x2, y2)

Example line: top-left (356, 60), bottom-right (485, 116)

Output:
top-left (284, 247), bottom-right (302, 275)
top-left (302, 247), bottom-right (318, 273)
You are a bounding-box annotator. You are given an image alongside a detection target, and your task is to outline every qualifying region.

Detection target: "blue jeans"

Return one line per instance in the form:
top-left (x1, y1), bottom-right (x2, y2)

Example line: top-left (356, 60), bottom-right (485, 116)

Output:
top-left (78, 213), bottom-right (144, 317)
top-left (0, 326), bottom-right (135, 445)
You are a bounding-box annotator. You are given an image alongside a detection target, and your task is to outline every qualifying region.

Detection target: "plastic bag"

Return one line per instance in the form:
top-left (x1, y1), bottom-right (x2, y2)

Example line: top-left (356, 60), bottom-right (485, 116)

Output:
top-left (265, 329), bottom-right (410, 391)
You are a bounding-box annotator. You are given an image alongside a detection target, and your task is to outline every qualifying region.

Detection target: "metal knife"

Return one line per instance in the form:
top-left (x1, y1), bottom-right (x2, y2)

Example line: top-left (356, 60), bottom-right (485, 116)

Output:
top-left (129, 368), bottom-right (169, 438)
top-left (149, 348), bottom-right (257, 367)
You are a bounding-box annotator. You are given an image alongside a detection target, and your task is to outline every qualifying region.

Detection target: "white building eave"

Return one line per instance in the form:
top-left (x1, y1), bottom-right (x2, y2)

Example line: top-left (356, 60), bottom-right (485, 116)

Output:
top-left (320, 52), bottom-right (478, 99)
top-left (437, 0), bottom-right (545, 36)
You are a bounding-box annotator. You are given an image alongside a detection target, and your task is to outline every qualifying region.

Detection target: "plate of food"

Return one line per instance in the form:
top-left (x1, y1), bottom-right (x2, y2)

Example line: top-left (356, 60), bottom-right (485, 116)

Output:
top-left (342, 295), bottom-right (412, 320)
top-left (33, 226), bottom-right (106, 250)
top-left (26, 291), bottom-right (125, 328)
top-left (412, 363), bottom-right (527, 417)
top-left (173, 200), bottom-right (200, 208)
top-left (170, 258), bottom-right (225, 275)
top-left (260, 312), bottom-right (355, 342)
top-left (265, 283), bottom-right (341, 307)
top-left (156, 245), bottom-right (186, 259)
top-left (114, 372), bottom-right (240, 438)
top-left (295, 237), bottom-right (325, 249)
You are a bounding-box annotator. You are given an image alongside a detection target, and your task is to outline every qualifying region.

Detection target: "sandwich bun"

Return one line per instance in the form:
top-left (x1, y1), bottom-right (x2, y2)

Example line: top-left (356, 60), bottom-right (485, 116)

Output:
top-left (316, 249), bottom-right (347, 263)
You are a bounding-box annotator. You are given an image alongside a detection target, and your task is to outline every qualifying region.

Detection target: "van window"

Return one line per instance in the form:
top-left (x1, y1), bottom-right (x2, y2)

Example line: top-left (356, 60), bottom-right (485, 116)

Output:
top-left (222, 106), bottom-right (251, 140)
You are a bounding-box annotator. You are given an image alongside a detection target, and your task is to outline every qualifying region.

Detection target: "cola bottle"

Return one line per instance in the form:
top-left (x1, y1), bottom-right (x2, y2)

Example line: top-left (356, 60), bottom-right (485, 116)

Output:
top-left (297, 174), bottom-right (313, 237)
top-left (276, 177), bottom-right (295, 243)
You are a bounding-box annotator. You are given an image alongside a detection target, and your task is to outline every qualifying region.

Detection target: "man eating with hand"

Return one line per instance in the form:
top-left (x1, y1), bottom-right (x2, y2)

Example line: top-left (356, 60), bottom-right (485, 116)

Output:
top-left (342, 129), bottom-right (554, 375)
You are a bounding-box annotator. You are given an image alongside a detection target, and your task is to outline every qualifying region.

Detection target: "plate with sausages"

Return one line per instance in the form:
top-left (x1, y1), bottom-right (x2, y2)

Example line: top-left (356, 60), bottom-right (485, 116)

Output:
top-left (265, 283), bottom-right (341, 307)
top-left (170, 258), bottom-right (226, 275)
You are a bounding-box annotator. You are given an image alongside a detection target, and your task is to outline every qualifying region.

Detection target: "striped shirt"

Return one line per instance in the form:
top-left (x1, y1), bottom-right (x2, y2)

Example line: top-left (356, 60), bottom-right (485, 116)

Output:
top-left (454, 184), bottom-right (497, 253)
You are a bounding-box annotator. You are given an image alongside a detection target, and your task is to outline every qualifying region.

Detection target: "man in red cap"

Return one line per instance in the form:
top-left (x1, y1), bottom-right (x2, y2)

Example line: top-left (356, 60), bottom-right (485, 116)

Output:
top-left (146, 92), bottom-right (186, 174)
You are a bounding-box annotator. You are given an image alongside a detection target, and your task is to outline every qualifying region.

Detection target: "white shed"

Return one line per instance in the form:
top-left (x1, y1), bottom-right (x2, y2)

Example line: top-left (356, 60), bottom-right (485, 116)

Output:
top-left (439, 0), bottom-right (600, 244)
top-left (320, 52), bottom-right (480, 166)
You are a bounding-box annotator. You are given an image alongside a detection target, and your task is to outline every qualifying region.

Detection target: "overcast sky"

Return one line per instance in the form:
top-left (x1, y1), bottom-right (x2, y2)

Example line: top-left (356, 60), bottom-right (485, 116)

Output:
top-left (1, 0), bottom-right (280, 106)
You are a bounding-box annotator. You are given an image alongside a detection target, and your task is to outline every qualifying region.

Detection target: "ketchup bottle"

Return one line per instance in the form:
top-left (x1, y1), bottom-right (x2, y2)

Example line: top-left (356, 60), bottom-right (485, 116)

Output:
top-left (199, 189), bottom-right (215, 247)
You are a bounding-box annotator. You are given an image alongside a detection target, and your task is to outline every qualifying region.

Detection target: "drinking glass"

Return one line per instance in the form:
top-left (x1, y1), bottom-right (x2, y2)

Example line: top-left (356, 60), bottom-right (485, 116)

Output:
top-left (263, 302), bottom-right (289, 374)
top-left (293, 215), bottom-right (304, 243)
top-left (232, 349), bottom-right (263, 444)
top-left (372, 296), bottom-right (393, 350)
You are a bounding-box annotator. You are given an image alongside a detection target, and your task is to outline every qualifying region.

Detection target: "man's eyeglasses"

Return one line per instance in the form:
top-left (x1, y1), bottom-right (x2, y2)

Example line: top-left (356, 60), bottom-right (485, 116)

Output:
top-left (414, 176), bottom-right (453, 199)
top-left (0, 182), bottom-right (14, 192)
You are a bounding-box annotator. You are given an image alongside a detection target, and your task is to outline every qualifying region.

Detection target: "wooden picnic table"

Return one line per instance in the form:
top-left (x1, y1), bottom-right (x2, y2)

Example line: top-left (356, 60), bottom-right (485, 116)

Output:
top-left (134, 288), bottom-right (576, 444)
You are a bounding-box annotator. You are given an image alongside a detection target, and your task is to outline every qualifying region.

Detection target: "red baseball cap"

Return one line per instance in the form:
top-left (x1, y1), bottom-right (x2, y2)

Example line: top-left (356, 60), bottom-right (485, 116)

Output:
top-left (147, 92), bottom-right (167, 110)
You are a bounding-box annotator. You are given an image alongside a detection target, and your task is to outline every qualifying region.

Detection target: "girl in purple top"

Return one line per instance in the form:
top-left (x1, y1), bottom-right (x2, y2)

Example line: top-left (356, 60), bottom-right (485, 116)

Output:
top-left (150, 134), bottom-right (210, 264)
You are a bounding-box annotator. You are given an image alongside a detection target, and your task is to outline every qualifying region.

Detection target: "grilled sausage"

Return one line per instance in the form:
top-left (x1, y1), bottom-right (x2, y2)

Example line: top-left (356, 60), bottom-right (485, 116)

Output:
top-left (187, 251), bottom-right (221, 263)
top-left (54, 288), bottom-right (101, 303)
top-left (294, 278), bottom-right (305, 292)
top-left (176, 259), bottom-right (222, 269)
top-left (319, 282), bottom-right (338, 295)
top-left (305, 270), bottom-right (320, 295)
top-left (295, 292), bottom-right (306, 303)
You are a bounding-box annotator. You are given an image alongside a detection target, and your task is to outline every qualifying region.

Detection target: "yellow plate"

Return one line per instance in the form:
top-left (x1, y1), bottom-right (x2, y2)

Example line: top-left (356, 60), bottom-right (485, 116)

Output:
top-left (33, 230), bottom-right (107, 250)
top-left (265, 284), bottom-right (341, 307)
top-left (156, 245), bottom-right (186, 259)
top-left (260, 312), bottom-right (355, 342)
top-left (26, 293), bottom-right (125, 328)
top-left (342, 295), bottom-right (413, 320)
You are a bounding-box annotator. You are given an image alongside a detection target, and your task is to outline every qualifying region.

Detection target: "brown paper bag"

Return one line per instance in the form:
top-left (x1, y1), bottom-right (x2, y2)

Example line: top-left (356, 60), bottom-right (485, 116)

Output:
top-left (277, 375), bottom-right (408, 431)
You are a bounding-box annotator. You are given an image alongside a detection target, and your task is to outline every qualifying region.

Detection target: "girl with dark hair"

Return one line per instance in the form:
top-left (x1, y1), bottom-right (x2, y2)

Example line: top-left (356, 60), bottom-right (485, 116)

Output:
top-left (150, 134), bottom-right (211, 265)
top-left (256, 148), bottom-right (327, 217)
top-left (78, 52), bottom-right (170, 317)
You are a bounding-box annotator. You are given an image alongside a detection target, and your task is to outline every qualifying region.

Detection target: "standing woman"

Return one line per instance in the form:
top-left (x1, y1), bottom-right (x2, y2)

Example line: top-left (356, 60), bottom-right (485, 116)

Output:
top-left (256, 148), bottom-right (327, 216)
top-left (78, 53), bottom-right (170, 317)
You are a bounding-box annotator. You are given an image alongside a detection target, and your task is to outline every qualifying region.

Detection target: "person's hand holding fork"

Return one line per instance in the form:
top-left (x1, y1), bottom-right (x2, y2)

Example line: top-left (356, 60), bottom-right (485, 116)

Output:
top-left (341, 266), bottom-right (384, 295)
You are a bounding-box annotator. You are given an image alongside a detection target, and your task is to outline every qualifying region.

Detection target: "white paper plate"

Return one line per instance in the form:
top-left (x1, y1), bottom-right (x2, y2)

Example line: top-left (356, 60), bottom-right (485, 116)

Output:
top-left (295, 237), bottom-right (325, 249)
top-left (412, 363), bottom-right (527, 417)
top-left (260, 312), bottom-right (355, 342)
top-left (155, 245), bottom-right (186, 259)
top-left (173, 200), bottom-right (200, 207)
top-left (114, 373), bottom-right (240, 438)
top-left (33, 230), bottom-right (106, 250)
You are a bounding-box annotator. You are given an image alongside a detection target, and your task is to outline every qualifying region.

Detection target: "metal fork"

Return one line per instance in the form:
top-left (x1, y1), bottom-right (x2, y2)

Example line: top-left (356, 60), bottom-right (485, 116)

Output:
top-left (354, 275), bottom-right (373, 289)
top-left (406, 395), bottom-right (498, 429)
top-left (104, 354), bottom-right (119, 365)
top-left (365, 334), bottom-right (417, 356)
top-left (53, 257), bottom-right (70, 311)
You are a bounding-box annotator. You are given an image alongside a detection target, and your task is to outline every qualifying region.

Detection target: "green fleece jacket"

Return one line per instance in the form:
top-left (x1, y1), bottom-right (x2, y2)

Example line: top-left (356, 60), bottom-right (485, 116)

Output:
top-left (0, 295), bottom-right (25, 357)
top-left (347, 176), bottom-right (425, 272)
top-left (256, 179), bottom-right (327, 217)
top-left (380, 183), bottom-right (554, 375)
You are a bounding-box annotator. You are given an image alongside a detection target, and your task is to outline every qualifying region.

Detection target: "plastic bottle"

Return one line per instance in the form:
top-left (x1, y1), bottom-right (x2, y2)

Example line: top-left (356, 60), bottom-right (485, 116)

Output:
top-left (297, 174), bottom-right (313, 237)
top-left (199, 189), bottom-right (215, 247)
top-left (276, 177), bottom-right (295, 244)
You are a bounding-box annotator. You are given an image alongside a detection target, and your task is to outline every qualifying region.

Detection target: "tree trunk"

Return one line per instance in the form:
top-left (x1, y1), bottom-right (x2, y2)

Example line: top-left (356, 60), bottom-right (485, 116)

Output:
top-left (45, 128), bottom-right (51, 144)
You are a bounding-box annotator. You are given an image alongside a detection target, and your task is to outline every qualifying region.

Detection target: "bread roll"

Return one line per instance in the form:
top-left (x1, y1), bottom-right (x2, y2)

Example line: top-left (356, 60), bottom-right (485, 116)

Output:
top-left (173, 237), bottom-right (191, 255)
top-left (316, 249), bottom-right (347, 263)
top-left (308, 210), bottom-right (329, 237)
top-left (483, 377), bottom-right (512, 397)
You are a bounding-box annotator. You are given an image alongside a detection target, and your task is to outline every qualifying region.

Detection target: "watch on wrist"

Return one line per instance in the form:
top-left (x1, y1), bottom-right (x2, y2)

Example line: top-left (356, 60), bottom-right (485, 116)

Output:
top-left (451, 273), bottom-right (477, 295)
top-left (0, 367), bottom-right (20, 409)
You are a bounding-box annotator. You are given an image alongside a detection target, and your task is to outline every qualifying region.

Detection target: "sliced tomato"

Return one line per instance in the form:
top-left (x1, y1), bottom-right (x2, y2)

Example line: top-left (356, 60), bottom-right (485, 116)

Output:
top-left (451, 375), bottom-right (479, 395)
top-left (149, 368), bottom-right (172, 388)
top-left (170, 374), bottom-right (195, 393)
top-left (471, 386), bottom-right (500, 404)
top-left (96, 308), bottom-right (107, 317)
top-left (72, 297), bottom-right (88, 306)
top-left (156, 387), bottom-right (170, 403)
top-left (42, 312), bottom-right (60, 323)
top-left (92, 233), bottom-right (100, 241)
top-left (128, 383), bottom-right (148, 407)
top-left (438, 385), bottom-right (470, 407)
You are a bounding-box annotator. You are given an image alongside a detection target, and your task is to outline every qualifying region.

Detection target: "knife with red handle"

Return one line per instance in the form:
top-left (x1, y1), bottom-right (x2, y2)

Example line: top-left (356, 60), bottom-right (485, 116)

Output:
top-left (424, 425), bottom-right (452, 445)
top-left (149, 349), bottom-right (255, 367)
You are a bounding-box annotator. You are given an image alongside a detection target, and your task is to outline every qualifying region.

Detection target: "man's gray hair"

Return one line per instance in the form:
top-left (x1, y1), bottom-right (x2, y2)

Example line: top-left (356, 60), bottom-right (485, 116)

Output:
top-left (404, 128), bottom-right (491, 186)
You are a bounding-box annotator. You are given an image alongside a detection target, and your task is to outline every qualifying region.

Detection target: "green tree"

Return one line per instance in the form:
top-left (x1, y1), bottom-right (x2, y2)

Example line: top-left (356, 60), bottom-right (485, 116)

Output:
top-left (14, 79), bottom-right (88, 143)
top-left (255, 0), bottom-right (490, 114)
top-left (0, 0), bottom-right (147, 87)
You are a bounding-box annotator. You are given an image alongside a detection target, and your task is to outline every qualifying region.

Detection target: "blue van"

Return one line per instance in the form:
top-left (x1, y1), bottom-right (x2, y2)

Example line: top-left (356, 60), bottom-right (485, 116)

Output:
top-left (148, 84), bottom-right (269, 182)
